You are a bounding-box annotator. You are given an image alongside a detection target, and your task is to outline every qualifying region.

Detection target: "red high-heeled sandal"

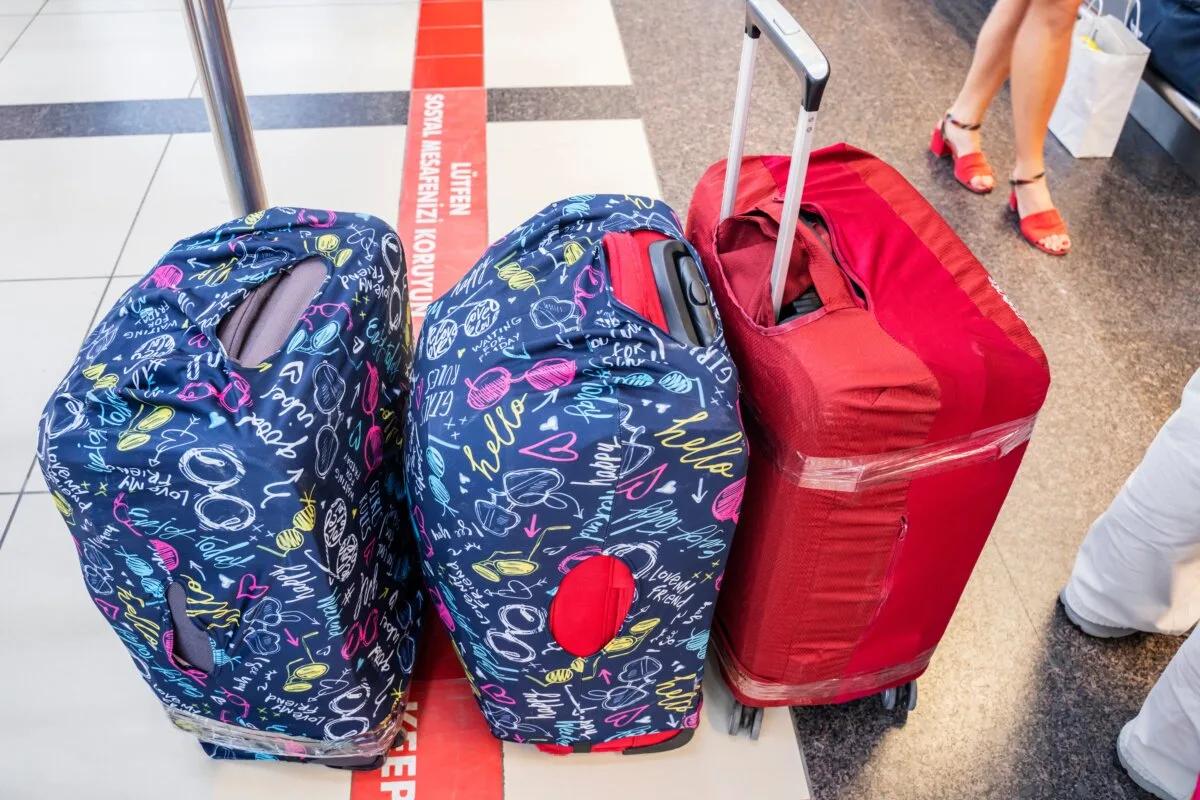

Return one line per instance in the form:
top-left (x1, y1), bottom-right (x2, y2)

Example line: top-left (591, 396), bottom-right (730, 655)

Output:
top-left (1008, 173), bottom-right (1070, 256)
top-left (929, 113), bottom-right (995, 194)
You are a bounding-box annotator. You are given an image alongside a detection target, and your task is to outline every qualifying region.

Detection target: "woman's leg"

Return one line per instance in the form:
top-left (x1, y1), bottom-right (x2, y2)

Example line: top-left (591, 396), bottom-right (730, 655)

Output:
top-left (1009, 0), bottom-right (1079, 251)
top-left (944, 0), bottom-right (1032, 191)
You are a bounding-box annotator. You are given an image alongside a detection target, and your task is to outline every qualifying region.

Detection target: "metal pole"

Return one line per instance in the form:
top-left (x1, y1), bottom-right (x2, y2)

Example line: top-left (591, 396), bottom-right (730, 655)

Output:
top-left (182, 0), bottom-right (266, 216)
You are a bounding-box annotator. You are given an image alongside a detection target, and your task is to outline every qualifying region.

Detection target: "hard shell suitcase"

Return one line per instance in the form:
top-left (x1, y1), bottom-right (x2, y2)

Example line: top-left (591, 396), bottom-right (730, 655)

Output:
top-left (36, 208), bottom-right (424, 766)
top-left (685, 2), bottom-right (1051, 729)
top-left (405, 195), bottom-right (748, 753)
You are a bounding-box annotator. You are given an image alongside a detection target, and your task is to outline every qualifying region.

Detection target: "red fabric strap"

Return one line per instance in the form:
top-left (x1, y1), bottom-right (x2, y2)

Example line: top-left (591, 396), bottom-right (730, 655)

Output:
top-left (952, 151), bottom-right (993, 184)
top-left (1018, 208), bottom-right (1067, 242)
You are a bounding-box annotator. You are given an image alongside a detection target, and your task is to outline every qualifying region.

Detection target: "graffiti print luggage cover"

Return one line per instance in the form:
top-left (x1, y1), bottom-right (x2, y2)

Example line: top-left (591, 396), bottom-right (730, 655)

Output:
top-left (36, 208), bottom-right (423, 761)
top-left (405, 195), bottom-right (748, 748)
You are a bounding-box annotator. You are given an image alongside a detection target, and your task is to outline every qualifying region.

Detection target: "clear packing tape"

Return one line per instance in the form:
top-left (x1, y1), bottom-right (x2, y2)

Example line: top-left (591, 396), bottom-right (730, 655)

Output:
top-left (769, 414), bottom-right (1039, 493)
top-left (715, 637), bottom-right (935, 704)
top-left (165, 703), bottom-right (402, 760)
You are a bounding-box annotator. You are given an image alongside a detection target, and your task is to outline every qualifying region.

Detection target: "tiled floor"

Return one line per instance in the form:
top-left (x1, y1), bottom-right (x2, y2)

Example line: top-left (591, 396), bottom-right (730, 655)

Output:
top-left (0, 0), bottom-right (1197, 798)
top-left (116, 126), bottom-right (408, 274)
top-left (218, 5), bottom-right (419, 97)
top-left (0, 15), bottom-right (32, 58)
top-left (485, 118), bottom-right (659, 240)
top-left (0, 134), bottom-right (169, 279)
top-left (483, 0), bottom-right (631, 88)
top-left (0, 11), bottom-right (198, 103)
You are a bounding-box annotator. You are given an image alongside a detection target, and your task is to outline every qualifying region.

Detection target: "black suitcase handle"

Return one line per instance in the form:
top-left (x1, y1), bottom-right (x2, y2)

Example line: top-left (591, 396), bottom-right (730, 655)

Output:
top-left (599, 236), bottom-right (718, 348)
top-left (648, 239), bottom-right (718, 348)
top-left (744, 0), bottom-right (829, 112)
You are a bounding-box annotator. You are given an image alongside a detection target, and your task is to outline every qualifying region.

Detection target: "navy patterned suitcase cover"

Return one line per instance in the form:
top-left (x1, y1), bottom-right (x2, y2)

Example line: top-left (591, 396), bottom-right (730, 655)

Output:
top-left (405, 195), bottom-right (748, 751)
top-left (36, 208), bottom-right (423, 763)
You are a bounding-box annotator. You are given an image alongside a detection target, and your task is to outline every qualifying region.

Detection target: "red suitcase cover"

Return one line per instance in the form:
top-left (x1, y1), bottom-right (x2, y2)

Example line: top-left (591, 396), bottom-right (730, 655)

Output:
top-left (686, 144), bottom-right (1050, 706)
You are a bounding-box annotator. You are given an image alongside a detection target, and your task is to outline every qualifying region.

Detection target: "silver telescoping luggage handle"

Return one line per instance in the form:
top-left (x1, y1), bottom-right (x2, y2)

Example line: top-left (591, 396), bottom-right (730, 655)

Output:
top-left (719, 0), bottom-right (830, 321)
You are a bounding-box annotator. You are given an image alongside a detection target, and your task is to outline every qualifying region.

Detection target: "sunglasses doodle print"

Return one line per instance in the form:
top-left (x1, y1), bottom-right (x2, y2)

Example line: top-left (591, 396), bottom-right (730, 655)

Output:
top-left (406, 195), bottom-right (748, 753)
top-left (36, 208), bottom-right (423, 765)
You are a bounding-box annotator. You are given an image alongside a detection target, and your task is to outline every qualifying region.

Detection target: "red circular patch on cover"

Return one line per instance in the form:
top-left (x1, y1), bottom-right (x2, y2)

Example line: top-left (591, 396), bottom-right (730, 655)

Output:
top-left (549, 555), bottom-right (636, 658)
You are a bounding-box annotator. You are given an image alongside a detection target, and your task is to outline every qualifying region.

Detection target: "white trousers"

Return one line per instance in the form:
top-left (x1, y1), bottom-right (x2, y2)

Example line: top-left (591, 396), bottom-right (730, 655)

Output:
top-left (1063, 369), bottom-right (1200, 800)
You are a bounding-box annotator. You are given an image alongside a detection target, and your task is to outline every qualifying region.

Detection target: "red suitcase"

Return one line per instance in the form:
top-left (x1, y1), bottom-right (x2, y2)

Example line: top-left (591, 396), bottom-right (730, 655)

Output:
top-left (686, 1), bottom-right (1050, 735)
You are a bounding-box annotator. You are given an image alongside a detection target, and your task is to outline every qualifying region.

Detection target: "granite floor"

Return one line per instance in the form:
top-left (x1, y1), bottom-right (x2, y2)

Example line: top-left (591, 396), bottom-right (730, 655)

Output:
top-left (0, 0), bottom-right (1197, 798)
top-left (609, 0), bottom-right (1197, 797)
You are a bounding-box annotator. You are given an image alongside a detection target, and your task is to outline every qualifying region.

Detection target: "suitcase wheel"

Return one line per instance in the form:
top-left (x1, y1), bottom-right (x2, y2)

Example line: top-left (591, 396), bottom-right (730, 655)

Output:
top-left (879, 680), bottom-right (918, 714)
top-left (727, 700), bottom-right (765, 740)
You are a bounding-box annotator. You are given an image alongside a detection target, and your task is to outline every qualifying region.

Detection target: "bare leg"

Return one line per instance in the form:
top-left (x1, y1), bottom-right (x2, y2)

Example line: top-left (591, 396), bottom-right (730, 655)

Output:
top-left (944, 0), bottom-right (1032, 191)
top-left (1009, 0), bottom-right (1078, 252)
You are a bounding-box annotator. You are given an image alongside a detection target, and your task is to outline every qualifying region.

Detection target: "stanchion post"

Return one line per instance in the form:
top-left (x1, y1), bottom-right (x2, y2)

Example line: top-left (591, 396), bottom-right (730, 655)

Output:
top-left (182, 0), bottom-right (267, 216)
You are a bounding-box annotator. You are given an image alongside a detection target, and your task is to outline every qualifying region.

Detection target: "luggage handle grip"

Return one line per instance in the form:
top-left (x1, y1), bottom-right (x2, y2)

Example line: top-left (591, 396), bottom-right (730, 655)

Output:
top-left (745, 0), bottom-right (829, 112)
top-left (719, 0), bottom-right (830, 323)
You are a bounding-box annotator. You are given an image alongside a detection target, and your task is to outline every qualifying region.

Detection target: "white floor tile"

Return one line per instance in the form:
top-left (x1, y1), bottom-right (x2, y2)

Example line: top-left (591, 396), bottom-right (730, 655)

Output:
top-left (117, 125), bottom-right (405, 275)
top-left (0, 11), bottom-right (195, 103)
top-left (0, 278), bottom-right (107, 494)
top-left (226, 5), bottom-right (417, 96)
top-left (502, 658), bottom-right (811, 799)
top-left (0, 493), bottom-right (218, 799)
top-left (212, 760), bottom-right (351, 799)
top-left (485, 119), bottom-right (661, 241)
top-left (485, 0), bottom-right (630, 88)
top-left (0, 1), bottom-right (42, 15)
top-left (0, 494), bottom-right (16, 534)
top-left (0, 14), bottom-right (31, 57)
top-left (23, 469), bottom-right (53, 495)
top-left (42, 0), bottom-right (180, 12)
top-left (0, 135), bottom-right (168, 280)
top-left (233, 0), bottom-right (409, 6)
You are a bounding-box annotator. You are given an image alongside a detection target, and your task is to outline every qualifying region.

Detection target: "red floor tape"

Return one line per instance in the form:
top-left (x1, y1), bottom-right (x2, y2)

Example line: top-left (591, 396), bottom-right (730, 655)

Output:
top-left (350, 677), bottom-right (503, 800)
top-left (400, 0), bottom-right (489, 325)
top-left (350, 4), bottom-right (500, 796)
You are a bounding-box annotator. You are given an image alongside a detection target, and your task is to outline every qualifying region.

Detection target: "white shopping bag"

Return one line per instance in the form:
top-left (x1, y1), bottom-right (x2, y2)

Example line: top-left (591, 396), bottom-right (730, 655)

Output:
top-left (1049, 0), bottom-right (1151, 158)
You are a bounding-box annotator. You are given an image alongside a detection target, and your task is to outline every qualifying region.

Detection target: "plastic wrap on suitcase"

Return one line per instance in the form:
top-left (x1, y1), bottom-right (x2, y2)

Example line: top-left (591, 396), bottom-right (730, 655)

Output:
top-left (713, 634), bottom-right (934, 704)
top-left (166, 705), bottom-right (403, 760)
top-left (757, 412), bottom-right (1039, 493)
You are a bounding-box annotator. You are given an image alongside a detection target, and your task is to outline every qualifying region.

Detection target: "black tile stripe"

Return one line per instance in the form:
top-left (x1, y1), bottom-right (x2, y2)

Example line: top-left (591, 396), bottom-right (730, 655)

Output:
top-left (0, 86), bottom-right (637, 140)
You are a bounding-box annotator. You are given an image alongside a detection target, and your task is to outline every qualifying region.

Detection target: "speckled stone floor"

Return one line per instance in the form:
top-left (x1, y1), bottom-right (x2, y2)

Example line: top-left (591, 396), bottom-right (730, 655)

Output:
top-left (610, 0), bottom-right (1198, 797)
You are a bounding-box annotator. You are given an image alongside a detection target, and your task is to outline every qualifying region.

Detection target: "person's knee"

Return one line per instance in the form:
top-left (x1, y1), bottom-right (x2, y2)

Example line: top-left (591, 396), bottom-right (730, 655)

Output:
top-left (1030, 0), bottom-right (1080, 29)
